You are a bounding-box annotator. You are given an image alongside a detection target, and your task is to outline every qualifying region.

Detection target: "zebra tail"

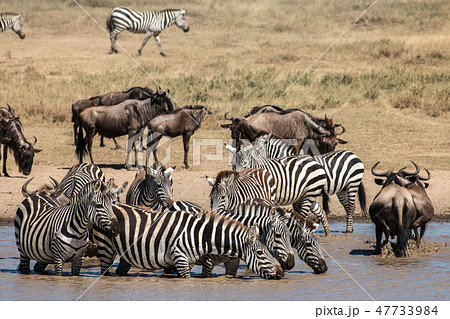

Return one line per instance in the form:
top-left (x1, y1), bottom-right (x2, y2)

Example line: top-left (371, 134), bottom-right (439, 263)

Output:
top-left (75, 126), bottom-right (87, 162)
top-left (106, 13), bottom-right (112, 33)
top-left (358, 182), bottom-right (368, 217)
top-left (322, 190), bottom-right (330, 216)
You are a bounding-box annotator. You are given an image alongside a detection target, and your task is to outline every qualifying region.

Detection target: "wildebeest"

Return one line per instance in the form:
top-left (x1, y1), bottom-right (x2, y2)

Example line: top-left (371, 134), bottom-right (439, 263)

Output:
top-left (75, 89), bottom-right (173, 168)
top-left (397, 162), bottom-right (434, 246)
top-left (0, 106), bottom-right (41, 177)
top-left (146, 105), bottom-right (211, 168)
top-left (369, 162), bottom-right (418, 257)
top-left (71, 86), bottom-right (154, 148)
top-left (221, 107), bottom-right (346, 154)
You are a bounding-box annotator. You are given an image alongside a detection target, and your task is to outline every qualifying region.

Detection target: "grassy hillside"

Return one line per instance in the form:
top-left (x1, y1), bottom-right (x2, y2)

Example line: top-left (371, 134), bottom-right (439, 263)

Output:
top-left (0, 0), bottom-right (449, 169)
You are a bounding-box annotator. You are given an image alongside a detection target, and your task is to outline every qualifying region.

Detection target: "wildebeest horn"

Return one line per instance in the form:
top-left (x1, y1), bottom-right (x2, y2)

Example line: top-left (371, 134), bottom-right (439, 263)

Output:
top-left (224, 112), bottom-right (233, 120)
top-left (22, 177), bottom-right (35, 197)
top-left (371, 161), bottom-right (392, 177)
top-left (398, 161), bottom-right (420, 177)
top-left (418, 168), bottom-right (431, 181)
top-left (31, 136), bottom-right (37, 147)
top-left (334, 124), bottom-right (346, 135)
top-left (47, 176), bottom-right (60, 196)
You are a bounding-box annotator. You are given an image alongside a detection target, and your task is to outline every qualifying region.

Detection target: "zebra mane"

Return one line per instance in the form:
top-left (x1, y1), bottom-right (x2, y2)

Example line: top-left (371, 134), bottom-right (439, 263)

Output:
top-left (213, 170), bottom-right (240, 186)
top-left (1, 12), bottom-right (20, 17)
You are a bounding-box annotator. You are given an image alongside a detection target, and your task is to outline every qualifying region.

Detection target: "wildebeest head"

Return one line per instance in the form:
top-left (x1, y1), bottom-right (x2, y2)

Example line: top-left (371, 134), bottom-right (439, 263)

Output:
top-left (1, 118), bottom-right (41, 175)
top-left (175, 9), bottom-right (189, 32)
top-left (12, 14), bottom-right (26, 39)
top-left (313, 115), bottom-right (347, 154)
top-left (153, 88), bottom-right (174, 113)
top-left (397, 161), bottom-right (431, 189)
top-left (370, 161), bottom-right (417, 188)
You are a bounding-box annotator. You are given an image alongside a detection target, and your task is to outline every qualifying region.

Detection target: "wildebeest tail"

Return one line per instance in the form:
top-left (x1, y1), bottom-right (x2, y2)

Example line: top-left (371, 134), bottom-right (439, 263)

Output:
top-left (106, 12), bottom-right (113, 33)
top-left (396, 224), bottom-right (408, 257)
top-left (75, 126), bottom-right (87, 163)
top-left (322, 190), bottom-right (330, 215)
top-left (358, 182), bottom-right (368, 217)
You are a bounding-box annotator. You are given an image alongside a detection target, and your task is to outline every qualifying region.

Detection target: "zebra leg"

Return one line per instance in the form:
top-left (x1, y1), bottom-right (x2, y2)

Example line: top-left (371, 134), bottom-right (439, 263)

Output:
top-left (137, 32), bottom-right (154, 56)
top-left (71, 255), bottom-right (84, 276)
top-left (297, 200), bottom-right (331, 236)
top-left (53, 257), bottom-right (64, 276)
top-left (116, 258), bottom-right (132, 276)
top-left (109, 31), bottom-right (120, 54)
top-left (200, 255), bottom-right (215, 277)
top-left (154, 34), bottom-right (165, 57)
top-left (172, 247), bottom-right (191, 278)
top-left (224, 258), bottom-right (240, 277)
top-left (34, 262), bottom-right (48, 274)
top-left (17, 253), bottom-right (31, 274)
top-left (337, 191), bottom-right (357, 233)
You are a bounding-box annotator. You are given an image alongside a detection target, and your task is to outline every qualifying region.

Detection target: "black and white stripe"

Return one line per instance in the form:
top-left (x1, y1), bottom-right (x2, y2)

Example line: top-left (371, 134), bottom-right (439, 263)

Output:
top-left (0, 13), bottom-right (25, 39)
top-left (165, 200), bottom-right (204, 213)
top-left (125, 162), bottom-right (175, 211)
top-left (106, 6), bottom-right (189, 55)
top-left (93, 205), bottom-right (284, 279)
top-left (313, 150), bottom-right (366, 233)
top-left (207, 168), bottom-right (275, 212)
top-left (233, 142), bottom-right (330, 235)
top-left (15, 180), bottom-right (117, 276)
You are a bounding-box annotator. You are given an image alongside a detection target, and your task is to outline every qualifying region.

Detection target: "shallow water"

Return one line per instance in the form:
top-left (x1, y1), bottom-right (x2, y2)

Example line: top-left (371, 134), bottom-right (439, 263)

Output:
top-left (1, 222), bottom-right (448, 301)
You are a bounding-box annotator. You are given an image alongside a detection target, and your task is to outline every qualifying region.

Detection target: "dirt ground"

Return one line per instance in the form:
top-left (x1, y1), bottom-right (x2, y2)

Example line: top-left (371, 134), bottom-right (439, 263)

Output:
top-left (1, 126), bottom-right (449, 224)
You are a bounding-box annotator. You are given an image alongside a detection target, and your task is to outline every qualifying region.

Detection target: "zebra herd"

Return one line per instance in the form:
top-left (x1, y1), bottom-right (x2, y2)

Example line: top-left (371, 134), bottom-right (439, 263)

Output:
top-left (14, 123), bottom-right (366, 279)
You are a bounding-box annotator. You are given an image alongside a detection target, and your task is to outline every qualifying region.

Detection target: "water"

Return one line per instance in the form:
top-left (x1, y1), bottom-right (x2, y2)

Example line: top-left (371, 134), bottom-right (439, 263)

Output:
top-left (1, 222), bottom-right (448, 301)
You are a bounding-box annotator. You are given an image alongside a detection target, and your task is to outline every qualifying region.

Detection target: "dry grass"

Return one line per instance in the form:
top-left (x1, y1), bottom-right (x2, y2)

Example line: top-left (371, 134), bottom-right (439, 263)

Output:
top-left (0, 0), bottom-right (449, 170)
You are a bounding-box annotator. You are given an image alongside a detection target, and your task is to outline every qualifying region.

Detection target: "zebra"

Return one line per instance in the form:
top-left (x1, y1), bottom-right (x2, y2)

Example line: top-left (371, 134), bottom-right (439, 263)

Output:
top-left (232, 141), bottom-right (331, 235)
top-left (106, 7), bottom-right (189, 56)
top-left (0, 13), bottom-right (25, 39)
top-left (313, 150), bottom-right (367, 233)
top-left (164, 200), bottom-right (204, 213)
top-left (207, 168), bottom-right (276, 212)
top-left (15, 180), bottom-right (118, 276)
top-left (93, 205), bottom-right (284, 279)
top-left (229, 138), bottom-right (367, 233)
top-left (125, 162), bottom-right (175, 210)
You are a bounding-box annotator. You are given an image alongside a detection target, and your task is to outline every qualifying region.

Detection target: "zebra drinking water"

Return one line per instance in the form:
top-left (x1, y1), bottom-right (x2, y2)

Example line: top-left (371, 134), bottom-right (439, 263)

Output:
top-left (93, 206), bottom-right (284, 279)
top-left (15, 180), bottom-right (118, 276)
top-left (106, 6), bottom-right (189, 56)
top-left (0, 13), bottom-right (25, 39)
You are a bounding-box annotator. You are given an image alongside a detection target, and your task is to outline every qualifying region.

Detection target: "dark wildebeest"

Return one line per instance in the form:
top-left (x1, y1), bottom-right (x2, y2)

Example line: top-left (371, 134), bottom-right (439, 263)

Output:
top-left (369, 162), bottom-right (420, 257)
top-left (221, 107), bottom-right (347, 154)
top-left (76, 90), bottom-right (173, 169)
top-left (397, 162), bottom-right (434, 246)
top-left (71, 86), bottom-right (154, 148)
top-left (146, 105), bottom-right (211, 168)
top-left (0, 107), bottom-right (41, 177)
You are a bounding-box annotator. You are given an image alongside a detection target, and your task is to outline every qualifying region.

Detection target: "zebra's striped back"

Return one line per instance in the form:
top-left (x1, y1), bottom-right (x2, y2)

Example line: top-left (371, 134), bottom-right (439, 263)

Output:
top-left (125, 162), bottom-right (174, 210)
top-left (253, 134), bottom-right (297, 159)
top-left (59, 163), bottom-right (105, 198)
top-left (165, 200), bottom-right (203, 213)
top-left (15, 180), bottom-right (117, 275)
top-left (0, 13), bottom-right (25, 38)
top-left (208, 168), bottom-right (275, 212)
top-left (94, 206), bottom-right (283, 279)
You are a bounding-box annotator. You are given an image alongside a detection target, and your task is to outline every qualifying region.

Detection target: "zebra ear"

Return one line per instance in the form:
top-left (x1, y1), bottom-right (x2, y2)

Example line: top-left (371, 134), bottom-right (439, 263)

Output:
top-left (311, 222), bottom-right (319, 232)
top-left (206, 176), bottom-right (215, 187)
top-left (94, 180), bottom-right (102, 192)
top-left (114, 181), bottom-right (128, 194)
top-left (224, 143), bottom-right (236, 154)
top-left (247, 225), bottom-right (258, 244)
top-left (164, 166), bottom-right (175, 176)
top-left (269, 208), bottom-right (278, 223)
top-left (105, 178), bottom-right (114, 192)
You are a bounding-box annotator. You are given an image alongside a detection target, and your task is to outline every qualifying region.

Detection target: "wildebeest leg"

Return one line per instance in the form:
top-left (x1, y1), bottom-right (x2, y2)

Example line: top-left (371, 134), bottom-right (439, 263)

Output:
top-left (112, 138), bottom-right (121, 150)
top-left (154, 34), bottom-right (165, 57)
top-left (137, 31), bottom-right (154, 56)
top-left (182, 132), bottom-right (193, 168)
top-left (374, 224), bottom-right (384, 254)
top-left (2, 145), bottom-right (9, 177)
top-left (73, 122), bottom-right (78, 145)
top-left (146, 132), bottom-right (162, 166)
top-left (99, 135), bottom-right (105, 147)
top-left (85, 130), bottom-right (96, 164)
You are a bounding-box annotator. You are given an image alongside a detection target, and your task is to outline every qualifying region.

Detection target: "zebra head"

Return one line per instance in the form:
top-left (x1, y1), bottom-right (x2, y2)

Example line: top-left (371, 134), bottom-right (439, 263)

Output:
top-left (228, 140), bottom-right (259, 171)
top-left (175, 10), bottom-right (189, 32)
top-left (12, 14), bottom-right (25, 39)
top-left (110, 181), bottom-right (128, 204)
top-left (207, 173), bottom-right (235, 211)
top-left (147, 163), bottom-right (175, 208)
top-left (293, 217), bottom-right (327, 274)
top-left (85, 179), bottom-right (119, 237)
top-left (262, 209), bottom-right (295, 271)
top-left (242, 225), bottom-right (284, 280)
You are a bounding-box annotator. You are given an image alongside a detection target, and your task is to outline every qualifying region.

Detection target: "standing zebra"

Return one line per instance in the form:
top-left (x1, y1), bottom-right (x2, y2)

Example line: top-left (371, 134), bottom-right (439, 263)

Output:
top-left (15, 180), bottom-right (118, 276)
top-left (0, 13), bottom-right (25, 39)
top-left (106, 7), bottom-right (189, 56)
top-left (207, 168), bottom-right (276, 212)
top-left (93, 206), bottom-right (284, 279)
top-left (125, 162), bottom-right (175, 210)
top-left (233, 142), bottom-right (331, 235)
